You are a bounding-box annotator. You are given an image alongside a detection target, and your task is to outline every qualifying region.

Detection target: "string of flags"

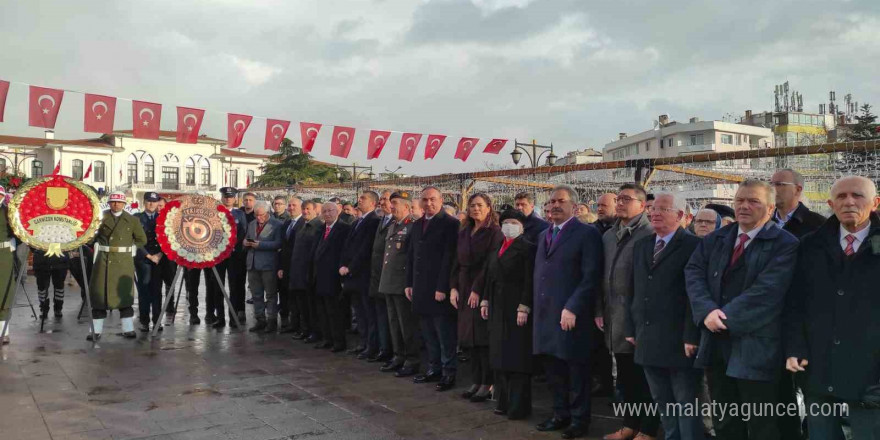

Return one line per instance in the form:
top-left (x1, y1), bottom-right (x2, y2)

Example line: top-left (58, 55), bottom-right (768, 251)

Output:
top-left (0, 79), bottom-right (511, 162)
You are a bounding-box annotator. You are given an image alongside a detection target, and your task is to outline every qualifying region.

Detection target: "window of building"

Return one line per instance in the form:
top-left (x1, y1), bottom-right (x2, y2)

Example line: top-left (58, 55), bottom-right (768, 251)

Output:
top-left (143, 154), bottom-right (154, 184)
top-left (645, 141), bottom-right (650, 151)
top-left (200, 159), bottom-right (210, 186)
top-left (94, 161), bottom-right (105, 182)
top-left (247, 170), bottom-right (255, 186)
top-left (721, 134), bottom-right (734, 145)
top-left (185, 158), bottom-right (196, 185)
top-left (228, 170), bottom-right (238, 188)
top-left (32, 160), bottom-right (43, 177)
top-left (162, 166), bottom-right (179, 190)
top-left (0, 158), bottom-right (6, 175)
top-left (72, 159), bottom-right (84, 180)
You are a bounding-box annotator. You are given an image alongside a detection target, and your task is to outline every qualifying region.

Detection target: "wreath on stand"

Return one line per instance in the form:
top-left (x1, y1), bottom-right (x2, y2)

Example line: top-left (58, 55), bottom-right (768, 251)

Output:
top-left (155, 194), bottom-right (236, 269)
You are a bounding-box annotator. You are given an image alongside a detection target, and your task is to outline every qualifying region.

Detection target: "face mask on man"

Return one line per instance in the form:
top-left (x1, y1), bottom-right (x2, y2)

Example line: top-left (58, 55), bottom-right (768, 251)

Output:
top-left (501, 223), bottom-right (523, 239)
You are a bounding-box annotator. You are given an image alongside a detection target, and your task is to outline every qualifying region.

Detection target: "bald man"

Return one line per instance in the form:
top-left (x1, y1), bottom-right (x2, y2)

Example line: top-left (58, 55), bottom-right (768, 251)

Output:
top-left (592, 193), bottom-right (617, 235)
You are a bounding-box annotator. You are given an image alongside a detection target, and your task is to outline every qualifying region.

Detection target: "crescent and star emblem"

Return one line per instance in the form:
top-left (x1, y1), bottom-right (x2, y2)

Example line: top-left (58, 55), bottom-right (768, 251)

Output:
top-left (306, 127), bottom-right (318, 139)
top-left (271, 123), bottom-right (285, 139)
top-left (139, 108), bottom-right (155, 127)
top-left (338, 131), bottom-right (350, 146)
top-left (38, 94), bottom-right (56, 115)
top-left (233, 119), bottom-right (246, 133)
top-left (91, 101), bottom-right (108, 120)
top-left (183, 113), bottom-right (198, 131)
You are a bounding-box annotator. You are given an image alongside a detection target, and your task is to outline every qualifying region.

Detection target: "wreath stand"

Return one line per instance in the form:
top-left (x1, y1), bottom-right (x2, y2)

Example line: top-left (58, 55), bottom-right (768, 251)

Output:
top-left (152, 262), bottom-right (241, 337)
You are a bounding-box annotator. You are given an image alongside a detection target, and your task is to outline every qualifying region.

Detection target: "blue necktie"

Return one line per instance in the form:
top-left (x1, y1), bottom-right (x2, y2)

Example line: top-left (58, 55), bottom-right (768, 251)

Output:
top-left (552, 226), bottom-right (560, 241)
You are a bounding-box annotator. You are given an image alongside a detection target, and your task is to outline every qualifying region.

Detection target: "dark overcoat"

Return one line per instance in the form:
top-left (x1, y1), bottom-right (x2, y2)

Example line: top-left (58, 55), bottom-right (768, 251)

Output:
top-left (340, 211), bottom-right (380, 295)
top-left (288, 217), bottom-right (323, 291)
top-left (279, 216), bottom-right (305, 276)
top-left (406, 211), bottom-right (459, 316)
top-left (485, 236), bottom-right (536, 373)
top-left (532, 219), bottom-right (604, 361)
top-left (785, 213), bottom-right (880, 401)
top-left (629, 228), bottom-right (701, 368)
top-left (378, 217), bottom-right (414, 296)
top-left (450, 223), bottom-right (503, 347)
top-left (685, 221), bottom-right (798, 381)
top-left (772, 202), bottom-right (825, 239)
top-left (90, 212), bottom-right (147, 310)
top-left (368, 214), bottom-right (393, 298)
top-left (312, 221), bottom-right (351, 298)
top-left (0, 206), bottom-right (16, 321)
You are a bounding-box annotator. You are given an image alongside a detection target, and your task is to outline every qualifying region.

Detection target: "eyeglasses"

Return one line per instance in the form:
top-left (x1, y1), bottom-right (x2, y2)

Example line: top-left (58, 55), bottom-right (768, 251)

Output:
top-left (694, 219), bottom-right (716, 225)
top-left (615, 196), bottom-right (640, 204)
top-left (769, 181), bottom-right (796, 187)
top-left (648, 206), bottom-right (678, 213)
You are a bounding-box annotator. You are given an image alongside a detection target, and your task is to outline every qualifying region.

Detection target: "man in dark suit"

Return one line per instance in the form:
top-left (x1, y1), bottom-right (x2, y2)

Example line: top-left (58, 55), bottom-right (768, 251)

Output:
top-left (685, 180), bottom-right (799, 440)
top-left (312, 202), bottom-right (352, 352)
top-left (533, 184), bottom-right (604, 439)
top-left (134, 191), bottom-right (170, 332)
top-left (406, 186), bottom-right (460, 392)
top-left (769, 168), bottom-right (825, 440)
top-left (367, 190), bottom-right (395, 363)
top-left (245, 202), bottom-right (283, 333)
top-left (221, 187), bottom-right (249, 326)
top-left (514, 191), bottom-right (549, 244)
top-left (592, 193), bottom-right (617, 236)
top-left (785, 176), bottom-right (880, 439)
top-left (629, 192), bottom-right (704, 440)
top-left (277, 197), bottom-right (305, 333)
top-left (590, 191), bottom-right (617, 397)
top-left (340, 191), bottom-right (382, 358)
top-left (288, 201), bottom-right (322, 342)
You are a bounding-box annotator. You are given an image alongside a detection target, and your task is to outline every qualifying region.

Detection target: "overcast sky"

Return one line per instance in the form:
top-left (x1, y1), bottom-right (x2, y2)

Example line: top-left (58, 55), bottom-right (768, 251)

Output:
top-left (1, 0), bottom-right (878, 176)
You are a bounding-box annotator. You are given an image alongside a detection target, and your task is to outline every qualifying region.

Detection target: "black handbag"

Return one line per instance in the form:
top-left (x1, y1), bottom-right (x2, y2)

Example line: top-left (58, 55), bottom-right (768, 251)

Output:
top-left (862, 383), bottom-right (880, 409)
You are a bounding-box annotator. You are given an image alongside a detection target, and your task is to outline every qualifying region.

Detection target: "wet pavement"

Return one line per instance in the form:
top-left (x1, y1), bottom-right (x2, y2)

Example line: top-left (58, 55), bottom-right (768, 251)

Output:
top-left (0, 276), bottom-right (621, 439)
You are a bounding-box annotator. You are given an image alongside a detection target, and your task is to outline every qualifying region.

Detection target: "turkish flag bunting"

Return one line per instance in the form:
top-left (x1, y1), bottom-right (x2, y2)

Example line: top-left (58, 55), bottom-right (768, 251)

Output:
top-left (176, 107), bottom-right (205, 143)
top-left (84, 94), bottom-right (117, 134)
top-left (52, 160), bottom-right (61, 175)
top-left (264, 119), bottom-right (290, 151)
top-left (83, 162), bottom-right (93, 180)
top-left (299, 122), bottom-right (322, 153)
top-left (227, 113), bottom-right (253, 148)
top-left (330, 126), bottom-right (356, 158)
top-left (28, 86), bottom-right (64, 129)
top-left (483, 138), bottom-right (508, 154)
top-left (398, 133), bottom-right (422, 162)
top-left (132, 101), bottom-right (162, 139)
top-left (424, 134), bottom-right (447, 159)
top-left (0, 80), bottom-right (9, 122)
top-left (367, 130), bottom-right (391, 160)
top-left (454, 137), bottom-right (480, 162)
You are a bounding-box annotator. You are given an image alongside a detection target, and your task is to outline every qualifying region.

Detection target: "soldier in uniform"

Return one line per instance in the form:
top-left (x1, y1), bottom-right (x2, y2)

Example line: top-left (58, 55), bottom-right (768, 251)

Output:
top-left (88, 191), bottom-right (147, 341)
top-left (33, 249), bottom-right (69, 320)
top-left (220, 187), bottom-right (248, 327)
top-left (0, 186), bottom-right (16, 343)
top-left (134, 191), bottom-right (171, 332)
top-left (379, 191), bottom-right (420, 376)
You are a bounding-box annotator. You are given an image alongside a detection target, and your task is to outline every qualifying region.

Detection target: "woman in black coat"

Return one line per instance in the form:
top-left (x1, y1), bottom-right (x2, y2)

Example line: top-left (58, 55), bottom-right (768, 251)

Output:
top-left (481, 209), bottom-right (535, 420)
top-left (450, 193), bottom-right (503, 402)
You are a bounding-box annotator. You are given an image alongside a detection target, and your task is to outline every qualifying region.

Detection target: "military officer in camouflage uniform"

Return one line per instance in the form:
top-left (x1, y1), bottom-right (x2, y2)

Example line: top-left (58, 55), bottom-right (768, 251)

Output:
top-left (0, 186), bottom-right (16, 344)
top-left (88, 191), bottom-right (147, 341)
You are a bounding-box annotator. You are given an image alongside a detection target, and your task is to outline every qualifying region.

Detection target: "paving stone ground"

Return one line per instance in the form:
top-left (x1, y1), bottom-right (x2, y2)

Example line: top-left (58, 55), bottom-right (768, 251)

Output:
top-left (0, 275), bottom-right (622, 439)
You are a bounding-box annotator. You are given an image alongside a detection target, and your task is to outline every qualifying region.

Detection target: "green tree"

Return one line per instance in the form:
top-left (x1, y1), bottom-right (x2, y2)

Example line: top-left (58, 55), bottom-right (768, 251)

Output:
top-left (849, 104), bottom-right (879, 141)
top-left (252, 138), bottom-right (337, 187)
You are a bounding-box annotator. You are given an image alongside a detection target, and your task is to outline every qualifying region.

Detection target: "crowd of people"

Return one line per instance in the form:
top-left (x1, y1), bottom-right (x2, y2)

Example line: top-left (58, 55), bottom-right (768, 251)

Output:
top-left (0, 168), bottom-right (878, 439)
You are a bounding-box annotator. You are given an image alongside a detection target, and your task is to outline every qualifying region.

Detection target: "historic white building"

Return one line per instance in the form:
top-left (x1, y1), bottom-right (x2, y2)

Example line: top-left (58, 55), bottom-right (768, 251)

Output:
top-left (0, 130), bottom-right (269, 200)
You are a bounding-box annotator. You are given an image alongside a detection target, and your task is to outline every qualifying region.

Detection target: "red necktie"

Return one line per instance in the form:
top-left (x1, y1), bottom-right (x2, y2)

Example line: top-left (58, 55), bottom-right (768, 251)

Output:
top-left (323, 225), bottom-right (331, 240)
top-left (728, 233), bottom-right (750, 267)
top-left (498, 238), bottom-right (514, 257)
top-left (844, 234), bottom-right (856, 256)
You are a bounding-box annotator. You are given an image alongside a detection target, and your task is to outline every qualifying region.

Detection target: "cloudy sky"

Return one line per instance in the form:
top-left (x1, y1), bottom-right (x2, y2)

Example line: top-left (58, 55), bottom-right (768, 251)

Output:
top-left (1, 0), bottom-right (878, 175)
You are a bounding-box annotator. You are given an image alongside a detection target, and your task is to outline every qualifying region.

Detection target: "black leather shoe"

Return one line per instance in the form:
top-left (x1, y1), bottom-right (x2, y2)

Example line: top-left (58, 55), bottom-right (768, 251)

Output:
top-left (205, 315), bottom-right (217, 325)
top-left (493, 408), bottom-right (507, 416)
top-left (470, 392), bottom-right (490, 403)
top-left (536, 417), bottom-right (571, 432)
top-left (86, 333), bottom-right (102, 342)
top-left (395, 365), bottom-right (419, 377)
top-left (212, 320), bottom-right (226, 329)
top-left (304, 335), bottom-right (321, 344)
top-left (435, 376), bottom-right (455, 392)
top-left (139, 322), bottom-right (150, 332)
top-left (246, 298), bottom-right (253, 304)
top-left (190, 315), bottom-right (201, 325)
top-left (561, 423), bottom-right (588, 439)
top-left (368, 351), bottom-right (392, 363)
top-left (122, 331), bottom-right (137, 339)
top-left (380, 362), bottom-right (403, 373)
top-left (413, 371), bottom-right (442, 383)
top-left (330, 346), bottom-right (346, 353)
top-left (346, 346), bottom-right (365, 355)
top-left (291, 332), bottom-right (306, 340)
top-left (356, 350), bottom-right (375, 360)
top-left (248, 322), bottom-right (267, 332)
top-left (314, 341), bottom-right (332, 349)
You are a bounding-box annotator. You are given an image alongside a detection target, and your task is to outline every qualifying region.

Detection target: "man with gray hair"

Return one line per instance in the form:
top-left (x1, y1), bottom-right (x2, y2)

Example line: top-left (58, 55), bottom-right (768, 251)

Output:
top-left (245, 201), bottom-right (283, 332)
top-left (770, 168), bottom-right (825, 239)
top-left (630, 192), bottom-right (704, 440)
top-left (685, 179), bottom-right (799, 440)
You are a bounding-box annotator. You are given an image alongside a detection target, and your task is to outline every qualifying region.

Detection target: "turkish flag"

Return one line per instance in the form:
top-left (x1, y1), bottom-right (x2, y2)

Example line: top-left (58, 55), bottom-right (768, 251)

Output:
top-left (330, 126), bottom-right (356, 158)
top-left (28, 86), bottom-right (64, 129)
top-left (83, 162), bottom-right (93, 180)
top-left (264, 119), bottom-right (290, 151)
top-left (176, 107), bottom-right (205, 143)
top-left (367, 130), bottom-right (391, 160)
top-left (84, 94), bottom-right (116, 134)
top-left (132, 101), bottom-right (162, 139)
top-left (227, 113), bottom-right (253, 148)
top-left (454, 137), bottom-right (480, 162)
top-left (483, 138), bottom-right (508, 154)
top-left (299, 122), bottom-right (322, 153)
top-left (398, 133), bottom-right (422, 162)
top-left (0, 80), bottom-right (9, 122)
top-left (52, 160), bottom-right (61, 175)
top-left (424, 134), bottom-right (447, 159)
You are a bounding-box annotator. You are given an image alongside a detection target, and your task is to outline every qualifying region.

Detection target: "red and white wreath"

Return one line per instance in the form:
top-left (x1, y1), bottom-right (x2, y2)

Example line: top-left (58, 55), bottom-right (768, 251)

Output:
top-left (156, 194), bottom-right (236, 269)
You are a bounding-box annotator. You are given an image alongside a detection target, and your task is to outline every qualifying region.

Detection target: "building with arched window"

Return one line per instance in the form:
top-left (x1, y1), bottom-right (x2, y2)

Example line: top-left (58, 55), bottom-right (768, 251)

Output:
top-left (0, 130), bottom-right (268, 200)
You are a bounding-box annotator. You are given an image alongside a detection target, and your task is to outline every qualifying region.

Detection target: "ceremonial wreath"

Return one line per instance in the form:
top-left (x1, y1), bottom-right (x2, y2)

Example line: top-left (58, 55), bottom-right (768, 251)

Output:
top-left (155, 194), bottom-right (236, 269)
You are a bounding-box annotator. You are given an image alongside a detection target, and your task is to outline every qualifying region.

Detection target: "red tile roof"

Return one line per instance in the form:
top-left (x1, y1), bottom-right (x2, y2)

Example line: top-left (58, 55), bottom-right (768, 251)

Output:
top-left (113, 130), bottom-right (226, 143)
top-left (0, 135), bottom-right (114, 148)
top-left (219, 149), bottom-right (271, 159)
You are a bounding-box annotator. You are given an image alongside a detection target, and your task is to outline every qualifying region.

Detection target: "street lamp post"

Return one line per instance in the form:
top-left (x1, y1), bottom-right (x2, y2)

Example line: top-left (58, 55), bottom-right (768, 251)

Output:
top-left (510, 139), bottom-right (557, 168)
top-left (0, 148), bottom-right (38, 176)
top-left (335, 163), bottom-right (374, 192)
top-left (384, 166), bottom-right (403, 180)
